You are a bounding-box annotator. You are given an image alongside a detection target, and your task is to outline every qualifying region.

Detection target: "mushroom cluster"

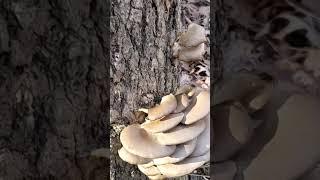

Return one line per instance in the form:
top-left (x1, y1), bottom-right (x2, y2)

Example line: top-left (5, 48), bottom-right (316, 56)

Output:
top-left (118, 86), bottom-right (210, 179)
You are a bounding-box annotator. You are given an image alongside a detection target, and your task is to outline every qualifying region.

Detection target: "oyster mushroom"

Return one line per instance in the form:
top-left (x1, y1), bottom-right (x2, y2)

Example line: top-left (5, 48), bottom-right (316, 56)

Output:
top-left (213, 102), bottom-right (254, 162)
top-left (141, 113), bottom-right (184, 133)
top-left (148, 174), bottom-right (167, 180)
top-left (139, 94), bottom-right (177, 120)
top-left (153, 138), bottom-right (197, 165)
top-left (177, 43), bottom-right (206, 62)
top-left (118, 147), bottom-right (151, 165)
top-left (174, 93), bottom-right (192, 113)
top-left (190, 114), bottom-right (210, 157)
top-left (157, 151), bottom-right (210, 178)
top-left (137, 165), bottom-right (161, 176)
top-left (155, 118), bottom-right (206, 145)
top-left (243, 94), bottom-right (320, 180)
top-left (179, 23), bottom-right (207, 47)
top-left (182, 90), bottom-right (210, 124)
top-left (120, 124), bottom-right (176, 158)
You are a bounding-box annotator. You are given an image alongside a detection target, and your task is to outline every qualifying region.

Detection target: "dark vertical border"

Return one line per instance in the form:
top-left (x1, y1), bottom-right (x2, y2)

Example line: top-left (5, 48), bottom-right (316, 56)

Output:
top-left (106, 0), bottom-right (111, 179)
top-left (210, 0), bottom-right (225, 178)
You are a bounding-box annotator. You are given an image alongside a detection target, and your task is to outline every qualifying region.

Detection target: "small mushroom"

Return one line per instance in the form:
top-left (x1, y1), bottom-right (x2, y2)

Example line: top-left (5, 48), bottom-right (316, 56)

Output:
top-left (182, 90), bottom-right (210, 124)
top-left (118, 147), bottom-right (151, 165)
top-left (120, 124), bottom-right (176, 158)
top-left (190, 114), bottom-right (210, 157)
top-left (139, 94), bottom-right (177, 120)
top-left (147, 174), bottom-right (167, 180)
top-left (153, 138), bottom-right (197, 165)
top-left (174, 94), bottom-right (192, 113)
top-left (157, 151), bottom-right (210, 178)
top-left (213, 102), bottom-right (254, 162)
top-left (141, 113), bottom-right (184, 133)
top-left (155, 118), bottom-right (206, 145)
top-left (243, 94), bottom-right (320, 180)
top-left (179, 23), bottom-right (207, 47)
top-left (211, 161), bottom-right (237, 180)
top-left (178, 43), bottom-right (205, 62)
top-left (137, 165), bottom-right (161, 176)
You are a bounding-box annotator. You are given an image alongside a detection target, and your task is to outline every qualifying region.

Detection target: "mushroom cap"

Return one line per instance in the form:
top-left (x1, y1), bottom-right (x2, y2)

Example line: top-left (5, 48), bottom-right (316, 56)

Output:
top-left (90, 148), bottom-right (109, 158)
top-left (137, 165), bottom-right (161, 176)
top-left (178, 43), bottom-right (205, 62)
top-left (213, 102), bottom-right (253, 162)
top-left (242, 83), bottom-right (273, 113)
top-left (211, 161), bottom-right (237, 180)
top-left (179, 23), bottom-right (207, 47)
top-left (153, 138), bottom-right (197, 165)
top-left (182, 90), bottom-right (210, 124)
top-left (120, 124), bottom-right (176, 158)
top-left (140, 94), bottom-right (177, 120)
top-left (213, 73), bottom-right (267, 106)
top-left (140, 161), bottom-right (155, 168)
top-left (174, 94), bottom-right (192, 113)
top-left (155, 118), bottom-right (206, 145)
top-left (141, 113), bottom-right (184, 133)
top-left (190, 114), bottom-right (210, 157)
top-left (148, 175), bottom-right (167, 180)
top-left (157, 151), bottom-right (210, 178)
top-left (118, 147), bottom-right (151, 165)
top-left (244, 94), bottom-right (320, 180)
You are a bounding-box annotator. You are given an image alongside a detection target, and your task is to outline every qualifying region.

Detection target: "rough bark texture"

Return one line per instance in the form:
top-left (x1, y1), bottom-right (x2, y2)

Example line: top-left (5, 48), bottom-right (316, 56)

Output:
top-left (0, 0), bottom-right (109, 179)
top-left (110, 0), bottom-right (183, 179)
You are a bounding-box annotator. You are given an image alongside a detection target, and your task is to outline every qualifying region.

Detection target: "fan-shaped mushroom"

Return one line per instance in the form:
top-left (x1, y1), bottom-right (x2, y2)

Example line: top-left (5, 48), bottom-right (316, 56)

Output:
top-left (153, 138), bottom-right (197, 165)
top-left (182, 90), bottom-right (210, 124)
top-left (177, 43), bottom-right (205, 62)
top-left (137, 165), bottom-right (161, 176)
top-left (118, 147), bottom-right (151, 165)
top-left (190, 114), bottom-right (210, 157)
top-left (120, 124), bottom-right (176, 159)
top-left (141, 113), bottom-right (184, 133)
top-left (155, 118), bottom-right (206, 145)
top-left (243, 94), bottom-right (320, 180)
top-left (157, 151), bottom-right (210, 178)
top-left (179, 23), bottom-right (207, 47)
top-left (139, 94), bottom-right (177, 120)
top-left (213, 102), bottom-right (254, 162)
top-left (148, 174), bottom-right (167, 180)
top-left (173, 94), bottom-right (192, 113)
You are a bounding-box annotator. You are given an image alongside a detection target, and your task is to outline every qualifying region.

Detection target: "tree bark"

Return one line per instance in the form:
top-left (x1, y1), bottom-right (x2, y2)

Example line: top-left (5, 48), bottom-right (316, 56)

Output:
top-left (0, 0), bottom-right (109, 179)
top-left (110, 0), bottom-right (183, 179)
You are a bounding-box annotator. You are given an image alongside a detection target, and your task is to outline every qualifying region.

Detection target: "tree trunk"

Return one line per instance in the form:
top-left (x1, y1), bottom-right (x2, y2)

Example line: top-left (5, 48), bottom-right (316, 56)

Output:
top-left (0, 0), bottom-right (109, 179)
top-left (110, 0), bottom-right (183, 179)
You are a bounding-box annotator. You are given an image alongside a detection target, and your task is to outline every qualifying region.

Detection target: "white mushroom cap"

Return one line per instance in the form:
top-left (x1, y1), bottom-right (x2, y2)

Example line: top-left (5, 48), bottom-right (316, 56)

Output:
top-left (139, 94), bottom-right (177, 120)
top-left (141, 113), bottom-right (184, 133)
top-left (178, 43), bottom-right (205, 62)
top-left (182, 90), bottom-right (210, 124)
top-left (157, 151), bottom-right (210, 178)
top-left (155, 118), bottom-right (206, 145)
top-left (173, 94), bottom-right (192, 113)
top-left (90, 148), bottom-right (109, 158)
top-left (190, 114), bottom-right (210, 157)
top-left (118, 147), bottom-right (151, 165)
top-left (153, 138), bottom-right (197, 165)
top-left (244, 94), bottom-right (320, 180)
top-left (179, 23), bottom-right (207, 47)
top-left (140, 161), bottom-right (155, 168)
top-left (120, 124), bottom-right (176, 158)
top-left (137, 165), bottom-right (161, 176)
top-left (148, 175), bottom-right (167, 180)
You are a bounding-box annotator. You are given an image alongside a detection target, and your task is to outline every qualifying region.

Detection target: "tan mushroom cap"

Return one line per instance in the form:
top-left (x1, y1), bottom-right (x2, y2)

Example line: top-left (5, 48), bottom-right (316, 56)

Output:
top-left (148, 174), bottom-right (167, 180)
top-left (90, 148), bottom-right (109, 158)
top-left (213, 102), bottom-right (253, 162)
top-left (182, 90), bottom-right (210, 124)
top-left (174, 94), bottom-right (192, 113)
top-left (211, 161), bottom-right (237, 180)
top-left (120, 124), bottom-right (176, 159)
top-left (155, 119), bottom-right (206, 145)
top-left (141, 161), bottom-right (155, 168)
top-left (137, 165), bottom-right (161, 176)
top-left (157, 151), bottom-right (210, 178)
top-left (141, 113), bottom-right (184, 133)
top-left (118, 147), bottom-right (151, 165)
top-left (190, 114), bottom-right (210, 157)
top-left (179, 23), bottom-right (207, 47)
top-left (153, 138), bottom-right (197, 165)
top-left (213, 73), bottom-right (267, 106)
top-left (244, 94), bottom-right (320, 180)
top-left (178, 43), bottom-right (205, 62)
top-left (139, 94), bottom-right (177, 120)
